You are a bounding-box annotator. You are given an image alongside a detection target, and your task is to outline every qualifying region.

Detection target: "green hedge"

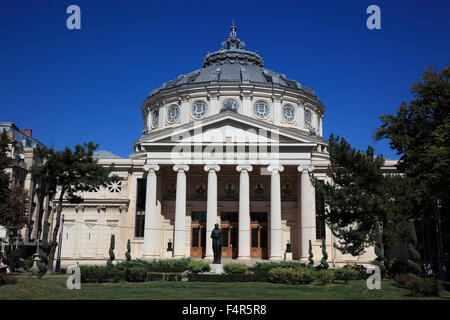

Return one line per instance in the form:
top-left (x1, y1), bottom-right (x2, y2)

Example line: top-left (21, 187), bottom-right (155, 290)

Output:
top-left (332, 268), bottom-right (360, 283)
top-left (0, 274), bottom-right (17, 285)
top-left (314, 270), bottom-right (335, 286)
top-left (147, 272), bottom-right (184, 281)
top-left (268, 267), bottom-right (314, 284)
top-left (187, 261), bottom-right (210, 272)
top-left (224, 263), bottom-right (249, 274)
top-left (252, 261), bottom-right (306, 269)
top-left (187, 273), bottom-right (268, 282)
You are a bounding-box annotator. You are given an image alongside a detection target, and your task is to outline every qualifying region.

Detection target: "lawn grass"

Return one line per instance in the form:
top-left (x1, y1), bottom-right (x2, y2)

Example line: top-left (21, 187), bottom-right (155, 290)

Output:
top-left (1, 275), bottom-right (449, 300)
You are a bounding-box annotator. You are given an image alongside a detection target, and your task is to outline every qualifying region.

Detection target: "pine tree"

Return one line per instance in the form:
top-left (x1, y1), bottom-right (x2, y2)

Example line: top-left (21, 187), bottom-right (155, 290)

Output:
top-left (320, 238), bottom-right (329, 269)
top-left (107, 234), bottom-right (115, 267)
top-left (31, 142), bottom-right (116, 273)
top-left (125, 239), bottom-right (131, 262)
top-left (308, 239), bottom-right (314, 267)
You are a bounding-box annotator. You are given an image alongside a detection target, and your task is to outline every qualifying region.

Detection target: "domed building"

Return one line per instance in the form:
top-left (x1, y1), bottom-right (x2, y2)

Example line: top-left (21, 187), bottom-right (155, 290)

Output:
top-left (50, 25), bottom-right (384, 267)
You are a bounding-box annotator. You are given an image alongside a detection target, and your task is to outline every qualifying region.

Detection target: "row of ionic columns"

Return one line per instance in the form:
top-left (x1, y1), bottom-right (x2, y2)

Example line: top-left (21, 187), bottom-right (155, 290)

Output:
top-left (142, 163), bottom-right (315, 260)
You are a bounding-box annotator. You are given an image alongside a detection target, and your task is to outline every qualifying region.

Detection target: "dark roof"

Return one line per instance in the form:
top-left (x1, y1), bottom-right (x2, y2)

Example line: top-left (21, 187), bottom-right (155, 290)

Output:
top-left (147, 25), bottom-right (316, 99)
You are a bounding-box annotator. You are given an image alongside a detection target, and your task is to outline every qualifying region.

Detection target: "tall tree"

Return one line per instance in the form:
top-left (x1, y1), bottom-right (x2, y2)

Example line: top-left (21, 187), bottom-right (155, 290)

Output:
top-left (375, 64), bottom-right (449, 278)
top-left (0, 131), bottom-right (11, 208)
top-left (314, 135), bottom-right (415, 256)
top-left (375, 64), bottom-right (450, 215)
top-left (32, 142), bottom-right (114, 273)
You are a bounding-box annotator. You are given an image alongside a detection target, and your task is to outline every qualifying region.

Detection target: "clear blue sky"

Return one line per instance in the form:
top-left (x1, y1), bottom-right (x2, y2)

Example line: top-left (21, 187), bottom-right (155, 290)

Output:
top-left (1, 0), bottom-right (449, 159)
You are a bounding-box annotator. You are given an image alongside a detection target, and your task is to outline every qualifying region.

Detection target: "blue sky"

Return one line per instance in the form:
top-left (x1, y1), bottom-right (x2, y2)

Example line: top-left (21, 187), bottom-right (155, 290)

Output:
top-left (1, 0), bottom-right (449, 159)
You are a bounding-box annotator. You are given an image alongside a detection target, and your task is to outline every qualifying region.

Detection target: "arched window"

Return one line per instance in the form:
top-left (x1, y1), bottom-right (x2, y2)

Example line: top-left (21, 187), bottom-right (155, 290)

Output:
top-left (304, 109), bottom-right (312, 128)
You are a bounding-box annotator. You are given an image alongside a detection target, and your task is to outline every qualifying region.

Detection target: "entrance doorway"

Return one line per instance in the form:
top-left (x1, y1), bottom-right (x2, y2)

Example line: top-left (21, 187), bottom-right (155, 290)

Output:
top-left (250, 212), bottom-right (268, 259)
top-left (220, 212), bottom-right (238, 259)
top-left (190, 212), bottom-right (206, 258)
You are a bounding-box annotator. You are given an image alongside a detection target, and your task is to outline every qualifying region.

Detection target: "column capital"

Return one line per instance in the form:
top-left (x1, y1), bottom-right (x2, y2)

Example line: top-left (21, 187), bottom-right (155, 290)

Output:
top-left (173, 164), bottom-right (189, 172)
top-left (267, 165), bottom-right (284, 173)
top-left (298, 165), bottom-right (314, 173)
top-left (143, 164), bottom-right (160, 172)
top-left (204, 164), bottom-right (221, 172)
top-left (236, 164), bottom-right (253, 172)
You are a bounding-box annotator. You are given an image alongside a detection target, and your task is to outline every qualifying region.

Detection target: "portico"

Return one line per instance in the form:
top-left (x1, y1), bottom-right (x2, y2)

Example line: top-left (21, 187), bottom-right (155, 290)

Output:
top-left (140, 161), bottom-right (318, 261)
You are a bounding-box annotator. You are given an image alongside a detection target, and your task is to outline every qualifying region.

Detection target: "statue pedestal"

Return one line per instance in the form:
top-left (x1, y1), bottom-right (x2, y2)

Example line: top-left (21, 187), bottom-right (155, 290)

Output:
top-left (284, 252), bottom-right (293, 261)
top-left (210, 263), bottom-right (224, 275)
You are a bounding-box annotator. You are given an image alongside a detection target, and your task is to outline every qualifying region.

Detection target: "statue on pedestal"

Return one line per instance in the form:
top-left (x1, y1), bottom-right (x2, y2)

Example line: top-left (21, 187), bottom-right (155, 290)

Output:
top-left (211, 223), bottom-right (222, 264)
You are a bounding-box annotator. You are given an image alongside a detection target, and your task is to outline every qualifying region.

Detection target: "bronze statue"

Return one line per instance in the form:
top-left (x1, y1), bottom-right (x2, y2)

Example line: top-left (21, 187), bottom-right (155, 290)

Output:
top-left (211, 223), bottom-right (222, 264)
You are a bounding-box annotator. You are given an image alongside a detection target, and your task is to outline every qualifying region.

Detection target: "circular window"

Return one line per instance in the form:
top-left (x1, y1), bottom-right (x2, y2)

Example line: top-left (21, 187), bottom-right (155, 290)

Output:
top-left (221, 98), bottom-right (239, 113)
top-left (282, 105), bottom-right (296, 123)
top-left (304, 109), bottom-right (312, 127)
top-left (191, 101), bottom-right (208, 119)
top-left (253, 101), bottom-right (271, 119)
top-left (167, 104), bottom-right (180, 123)
top-left (152, 109), bottom-right (159, 128)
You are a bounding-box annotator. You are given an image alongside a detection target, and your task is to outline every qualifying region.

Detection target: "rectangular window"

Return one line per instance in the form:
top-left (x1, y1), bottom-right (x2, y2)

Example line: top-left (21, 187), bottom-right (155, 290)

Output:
top-left (260, 228), bottom-right (267, 248)
top-left (221, 228), bottom-right (229, 247)
top-left (192, 228), bottom-right (199, 248)
top-left (135, 179), bottom-right (146, 237)
top-left (315, 182), bottom-right (326, 240)
top-left (251, 228), bottom-right (258, 248)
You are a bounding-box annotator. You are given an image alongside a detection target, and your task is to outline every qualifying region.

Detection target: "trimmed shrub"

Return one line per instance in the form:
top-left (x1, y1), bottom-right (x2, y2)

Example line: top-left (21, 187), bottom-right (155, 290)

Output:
top-left (188, 261), bottom-right (210, 273)
top-left (187, 273), bottom-right (267, 282)
top-left (6, 250), bottom-right (23, 271)
top-left (406, 278), bottom-right (443, 297)
top-left (252, 261), bottom-right (306, 269)
top-left (125, 267), bottom-right (147, 282)
top-left (314, 270), bottom-right (335, 286)
top-left (440, 281), bottom-right (450, 292)
top-left (0, 274), bottom-right (17, 285)
top-left (146, 272), bottom-right (182, 281)
top-left (392, 273), bottom-right (415, 288)
top-left (224, 263), bottom-right (249, 274)
top-left (268, 267), bottom-right (314, 285)
top-left (333, 268), bottom-right (360, 283)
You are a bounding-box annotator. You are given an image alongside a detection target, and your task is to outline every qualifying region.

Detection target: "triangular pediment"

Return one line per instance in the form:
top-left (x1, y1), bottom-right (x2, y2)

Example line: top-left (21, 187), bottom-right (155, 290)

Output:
top-left (137, 111), bottom-right (323, 146)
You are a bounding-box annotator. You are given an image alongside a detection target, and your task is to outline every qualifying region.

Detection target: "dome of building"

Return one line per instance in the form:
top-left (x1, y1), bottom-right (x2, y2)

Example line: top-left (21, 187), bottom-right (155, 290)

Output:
top-left (148, 24), bottom-right (316, 98)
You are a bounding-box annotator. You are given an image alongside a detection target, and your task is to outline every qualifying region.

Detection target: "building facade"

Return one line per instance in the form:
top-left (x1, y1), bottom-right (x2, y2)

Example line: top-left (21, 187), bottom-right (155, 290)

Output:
top-left (45, 26), bottom-right (396, 267)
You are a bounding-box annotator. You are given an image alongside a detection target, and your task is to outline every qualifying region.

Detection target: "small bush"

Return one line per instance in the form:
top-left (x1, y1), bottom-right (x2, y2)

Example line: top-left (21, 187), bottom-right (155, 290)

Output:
top-left (146, 272), bottom-right (182, 281)
top-left (440, 281), bottom-right (450, 292)
top-left (187, 273), bottom-right (267, 282)
top-left (333, 268), bottom-right (360, 283)
top-left (392, 273), bottom-right (415, 288)
top-left (314, 270), bottom-right (335, 286)
top-left (6, 250), bottom-right (23, 271)
top-left (0, 274), bottom-right (17, 285)
top-left (125, 267), bottom-right (147, 282)
top-left (224, 263), bottom-right (249, 275)
top-left (268, 267), bottom-right (314, 285)
top-left (253, 261), bottom-right (306, 269)
top-left (406, 278), bottom-right (443, 297)
top-left (188, 261), bottom-right (211, 273)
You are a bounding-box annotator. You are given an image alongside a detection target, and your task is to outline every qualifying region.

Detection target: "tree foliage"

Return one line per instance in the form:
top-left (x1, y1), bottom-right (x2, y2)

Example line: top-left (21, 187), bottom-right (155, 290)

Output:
top-left (0, 131), bottom-right (12, 212)
top-left (314, 135), bottom-right (416, 256)
top-left (31, 142), bottom-right (115, 272)
top-left (375, 64), bottom-right (450, 213)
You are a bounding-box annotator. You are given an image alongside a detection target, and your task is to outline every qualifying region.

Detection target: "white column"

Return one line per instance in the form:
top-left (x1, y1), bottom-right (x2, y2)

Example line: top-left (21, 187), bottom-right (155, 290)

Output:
top-left (298, 165), bottom-right (315, 261)
top-left (143, 164), bottom-right (160, 258)
top-left (273, 97), bottom-right (282, 125)
top-left (173, 164), bottom-right (189, 258)
top-left (204, 164), bottom-right (220, 259)
top-left (237, 165), bottom-right (253, 259)
top-left (268, 165), bottom-right (284, 260)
